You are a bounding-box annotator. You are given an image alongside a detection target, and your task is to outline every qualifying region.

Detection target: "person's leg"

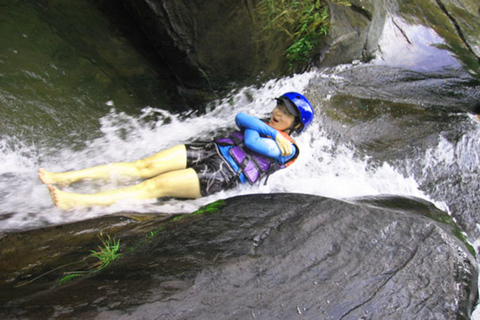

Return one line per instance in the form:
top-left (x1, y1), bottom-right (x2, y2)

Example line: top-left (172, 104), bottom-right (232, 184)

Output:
top-left (39, 145), bottom-right (187, 185)
top-left (47, 168), bottom-right (201, 210)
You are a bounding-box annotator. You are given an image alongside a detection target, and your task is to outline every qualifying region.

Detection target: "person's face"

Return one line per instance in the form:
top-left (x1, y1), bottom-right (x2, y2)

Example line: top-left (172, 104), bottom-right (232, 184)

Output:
top-left (269, 103), bottom-right (296, 131)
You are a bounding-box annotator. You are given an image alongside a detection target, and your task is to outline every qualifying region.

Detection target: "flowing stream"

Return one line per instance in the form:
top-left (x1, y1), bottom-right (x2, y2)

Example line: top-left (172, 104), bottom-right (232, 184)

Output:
top-left (5, 64), bottom-right (473, 231)
top-left (1, 0), bottom-right (480, 317)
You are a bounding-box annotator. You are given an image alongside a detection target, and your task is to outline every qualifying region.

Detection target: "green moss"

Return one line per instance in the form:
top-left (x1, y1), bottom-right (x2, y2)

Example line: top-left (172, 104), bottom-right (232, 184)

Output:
top-left (192, 200), bottom-right (226, 215)
top-left (170, 200), bottom-right (226, 221)
top-left (358, 196), bottom-right (476, 258)
top-left (171, 215), bottom-right (185, 222)
top-left (425, 212), bottom-right (476, 257)
top-left (127, 226), bottom-right (165, 253)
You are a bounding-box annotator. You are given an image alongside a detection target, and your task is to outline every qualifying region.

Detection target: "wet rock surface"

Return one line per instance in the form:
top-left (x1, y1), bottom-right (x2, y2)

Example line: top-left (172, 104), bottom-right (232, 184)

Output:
top-left (105, 0), bottom-right (480, 96)
top-left (0, 194), bottom-right (477, 319)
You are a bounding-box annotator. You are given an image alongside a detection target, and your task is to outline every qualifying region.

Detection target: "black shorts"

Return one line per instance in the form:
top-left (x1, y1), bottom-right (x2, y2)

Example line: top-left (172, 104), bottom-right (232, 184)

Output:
top-left (185, 142), bottom-right (239, 196)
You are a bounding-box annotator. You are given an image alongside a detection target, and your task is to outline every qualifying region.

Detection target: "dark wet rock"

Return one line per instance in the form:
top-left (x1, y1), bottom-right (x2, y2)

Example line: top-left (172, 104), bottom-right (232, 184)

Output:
top-left (0, 194), bottom-right (476, 319)
top-left (101, 0), bottom-right (480, 98)
top-left (318, 1), bottom-right (373, 67)
top-left (116, 0), bottom-right (375, 92)
top-left (33, 0), bottom-right (189, 112)
top-left (305, 61), bottom-right (480, 240)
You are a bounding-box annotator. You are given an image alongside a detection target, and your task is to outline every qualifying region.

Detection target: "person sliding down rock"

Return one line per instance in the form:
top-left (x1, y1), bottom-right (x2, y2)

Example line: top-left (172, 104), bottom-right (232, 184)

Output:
top-left (38, 92), bottom-right (314, 210)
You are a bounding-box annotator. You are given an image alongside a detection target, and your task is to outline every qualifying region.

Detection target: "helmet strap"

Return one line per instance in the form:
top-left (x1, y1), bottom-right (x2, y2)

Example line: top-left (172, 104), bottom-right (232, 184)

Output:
top-left (292, 122), bottom-right (303, 134)
top-left (283, 122), bottom-right (302, 135)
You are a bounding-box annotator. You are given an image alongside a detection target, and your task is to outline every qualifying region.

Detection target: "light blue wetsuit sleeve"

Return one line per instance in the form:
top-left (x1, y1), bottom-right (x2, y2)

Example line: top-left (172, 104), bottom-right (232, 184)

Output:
top-left (244, 129), bottom-right (296, 164)
top-left (235, 112), bottom-right (296, 164)
top-left (235, 112), bottom-right (279, 138)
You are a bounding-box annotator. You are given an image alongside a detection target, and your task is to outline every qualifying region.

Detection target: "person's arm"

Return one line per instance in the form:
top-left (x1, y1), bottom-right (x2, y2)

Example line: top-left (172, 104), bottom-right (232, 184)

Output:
top-left (235, 112), bottom-right (278, 138)
top-left (243, 129), bottom-right (296, 162)
top-left (236, 112), bottom-right (294, 157)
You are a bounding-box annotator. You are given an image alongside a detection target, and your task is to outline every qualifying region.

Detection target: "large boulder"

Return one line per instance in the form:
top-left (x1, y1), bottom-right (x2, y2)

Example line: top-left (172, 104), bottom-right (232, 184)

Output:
top-left (0, 194), bottom-right (477, 319)
top-left (110, 0), bottom-right (480, 96)
top-left (117, 0), bottom-right (294, 92)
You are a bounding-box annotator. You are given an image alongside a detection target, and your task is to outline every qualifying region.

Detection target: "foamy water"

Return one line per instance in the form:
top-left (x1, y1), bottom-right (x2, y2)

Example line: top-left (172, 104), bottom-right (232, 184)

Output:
top-left (0, 70), bottom-right (448, 231)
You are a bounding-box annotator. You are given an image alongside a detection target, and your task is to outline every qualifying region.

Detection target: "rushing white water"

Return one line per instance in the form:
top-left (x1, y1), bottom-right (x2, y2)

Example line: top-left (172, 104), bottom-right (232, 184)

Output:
top-left (0, 69), bottom-right (450, 231)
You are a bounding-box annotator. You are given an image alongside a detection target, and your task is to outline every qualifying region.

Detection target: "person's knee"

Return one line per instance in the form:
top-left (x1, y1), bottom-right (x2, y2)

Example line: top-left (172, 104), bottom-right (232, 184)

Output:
top-left (143, 176), bottom-right (165, 193)
top-left (133, 159), bottom-right (149, 172)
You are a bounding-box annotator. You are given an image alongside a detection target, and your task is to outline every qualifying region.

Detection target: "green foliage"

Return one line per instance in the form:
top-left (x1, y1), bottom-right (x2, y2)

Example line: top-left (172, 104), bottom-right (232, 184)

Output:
top-left (17, 232), bottom-right (122, 287)
top-left (192, 200), bottom-right (226, 215)
top-left (171, 200), bottom-right (226, 222)
top-left (58, 273), bottom-right (84, 284)
top-left (257, 0), bottom-right (350, 66)
top-left (171, 215), bottom-right (185, 222)
top-left (56, 232), bottom-right (121, 285)
top-left (90, 232), bottom-right (121, 270)
top-left (54, 202), bottom-right (227, 285)
top-left (257, 0), bottom-right (328, 65)
top-left (285, 2), bottom-right (329, 63)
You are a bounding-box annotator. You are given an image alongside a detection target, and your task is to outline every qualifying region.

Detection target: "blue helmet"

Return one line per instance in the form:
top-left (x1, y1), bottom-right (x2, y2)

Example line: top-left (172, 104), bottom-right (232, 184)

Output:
top-left (276, 92), bottom-right (314, 133)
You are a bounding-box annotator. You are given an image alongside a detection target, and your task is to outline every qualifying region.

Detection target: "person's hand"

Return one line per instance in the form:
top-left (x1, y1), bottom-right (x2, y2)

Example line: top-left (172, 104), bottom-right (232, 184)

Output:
top-left (275, 134), bottom-right (292, 156)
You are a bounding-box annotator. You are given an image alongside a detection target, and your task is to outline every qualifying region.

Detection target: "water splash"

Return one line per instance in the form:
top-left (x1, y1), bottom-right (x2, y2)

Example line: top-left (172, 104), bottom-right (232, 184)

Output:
top-left (0, 70), bottom-right (447, 231)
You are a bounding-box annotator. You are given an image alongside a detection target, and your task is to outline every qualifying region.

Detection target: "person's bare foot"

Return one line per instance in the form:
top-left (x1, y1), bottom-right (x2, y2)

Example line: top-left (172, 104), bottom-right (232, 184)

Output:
top-left (47, 184), bottom-right (78, 210)
top-left (38, 168), bottom-right (56, 184)
top-left (38, 168), bottom-right (73, 186)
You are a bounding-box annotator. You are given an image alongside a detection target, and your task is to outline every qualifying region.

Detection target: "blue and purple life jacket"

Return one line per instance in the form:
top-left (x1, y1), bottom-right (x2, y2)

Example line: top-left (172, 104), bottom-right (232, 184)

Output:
top-left (215, 130), bottom-right (299, 185)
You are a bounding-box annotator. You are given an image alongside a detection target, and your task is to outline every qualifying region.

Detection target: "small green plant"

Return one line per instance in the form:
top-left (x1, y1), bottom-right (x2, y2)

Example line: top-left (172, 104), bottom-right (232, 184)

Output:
top-left (15, 232), bottom-right (122, 287)
top-left (90, 232), bottom-right (121, 270)
top-left (58, 273), bottom-right (84, 284)
top-left (57, 233), bottom-right (121, 284)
